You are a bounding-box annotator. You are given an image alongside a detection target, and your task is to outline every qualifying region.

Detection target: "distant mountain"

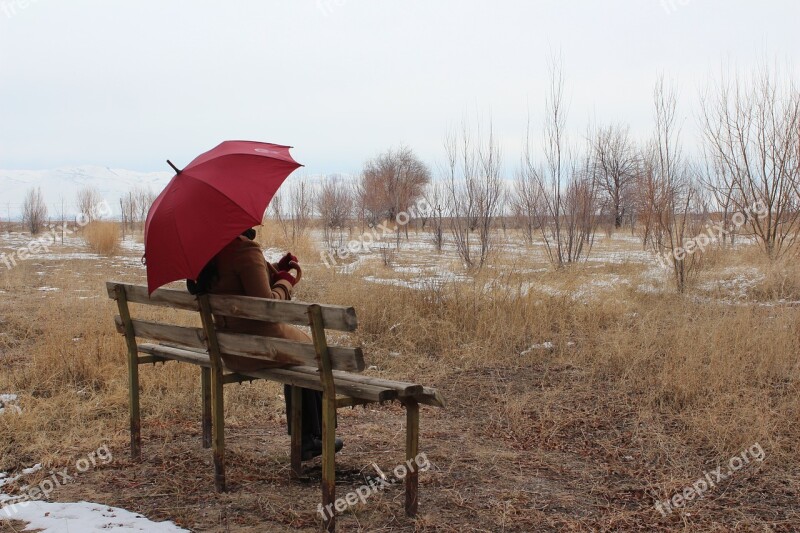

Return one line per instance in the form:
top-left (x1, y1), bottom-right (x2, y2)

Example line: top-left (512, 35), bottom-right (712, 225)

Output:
top-left (0, 166), bottom-right (173, 219)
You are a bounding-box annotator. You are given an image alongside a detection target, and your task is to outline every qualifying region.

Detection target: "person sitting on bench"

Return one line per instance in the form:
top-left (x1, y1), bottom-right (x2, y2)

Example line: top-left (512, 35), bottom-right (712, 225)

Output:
top-left (187, 228), bottom-right (343, 460)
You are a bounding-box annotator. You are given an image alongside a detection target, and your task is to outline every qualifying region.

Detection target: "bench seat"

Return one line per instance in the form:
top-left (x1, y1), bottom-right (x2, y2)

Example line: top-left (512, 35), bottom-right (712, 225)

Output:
top-left (137, 343), bottom-right (445, 407)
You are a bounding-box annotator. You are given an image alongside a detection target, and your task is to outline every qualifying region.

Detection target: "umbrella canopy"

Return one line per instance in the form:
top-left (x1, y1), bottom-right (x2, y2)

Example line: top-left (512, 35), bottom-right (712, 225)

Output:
top-left (144, 140), bottom-right (302, 293)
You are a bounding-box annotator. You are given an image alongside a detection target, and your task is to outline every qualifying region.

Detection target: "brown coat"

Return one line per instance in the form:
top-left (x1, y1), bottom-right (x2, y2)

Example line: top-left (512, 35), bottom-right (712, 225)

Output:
top-left (209, 236), bottom-right (311, 371)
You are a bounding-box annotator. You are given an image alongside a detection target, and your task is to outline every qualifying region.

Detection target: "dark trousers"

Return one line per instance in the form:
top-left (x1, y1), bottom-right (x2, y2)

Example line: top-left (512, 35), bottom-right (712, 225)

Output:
top-left (284, 385), bottom-right (324, 438)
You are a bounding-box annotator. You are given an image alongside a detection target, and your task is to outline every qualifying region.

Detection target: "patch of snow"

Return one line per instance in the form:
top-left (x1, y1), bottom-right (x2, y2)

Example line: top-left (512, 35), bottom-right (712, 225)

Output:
top-left (1, 465), bottom-right (185, 531)
top-left (521, 341), bottom-right (575, 354)
top-left (0, 394), bottom-right (21, 415)
top-left (0, 501), bottom-right (188, 532)
top-left (36, 287), bottom-right (59, 292)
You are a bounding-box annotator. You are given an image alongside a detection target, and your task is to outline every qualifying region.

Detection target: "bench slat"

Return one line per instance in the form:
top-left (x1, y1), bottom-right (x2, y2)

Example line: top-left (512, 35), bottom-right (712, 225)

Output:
top-left (117, 317), bottom-right (364, 372)
top-left (107, 282), bottom-right (199, 311)
top-left (106, 282), bottom-right (358, 332)
top-left (209, 294), bottom-right (357, 332)
top-left (137, 344), bottom-right (392, 402)
top-left (115, 316), bottom-right (207, 349)
top-left (287, 366), bottom-right (423, 396)
top-left (136, 343), bottom-right (443, 407)
top-left (216, 331), bottom-right (365, 372)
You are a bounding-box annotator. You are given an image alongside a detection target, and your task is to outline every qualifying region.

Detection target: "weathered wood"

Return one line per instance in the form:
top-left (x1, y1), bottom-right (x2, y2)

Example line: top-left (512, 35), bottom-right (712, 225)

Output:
top-left (290, 386), bottom-right (303, 478)
top-left (309, 305), bottom-right (337, 533)
top-left (119, 317), bottom-right (364, 372)
top-left (137, 354), bottom-right (167, 365)
top-left (137, 344), bottom-right (395, 402)
top-left (216, 331), bottom-right (365, 372)
top-left (201, 367), bottom-right (212, 449)
top-left (413, 387), bottom-right (446, 409)
top-left (288, 367), bottom-right (442, 406)
top-left (288, 367), bottom-right (423, 396)
top-left (198, 295), bottom-right (226, 493)
top-left (115, 316), bottom-right (207, 349)
top-left (404, 400), bottom-right (420, 517)
top-left (138, 343), bottom-right (211, 366)
top-left (245, 367), bottom-right (395, 403)
top-left (106, 282), bottom-right (358, 332)
top-left (107, 282), bottom-right (199, 311)
top-left (114, 285), bottom-right (142, 462)
top-left (208, 293), bottom-right (358, 332)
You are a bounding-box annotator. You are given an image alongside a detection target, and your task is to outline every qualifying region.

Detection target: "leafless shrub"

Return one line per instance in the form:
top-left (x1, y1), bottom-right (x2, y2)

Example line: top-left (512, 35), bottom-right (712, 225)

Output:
top-left (22, 187), bottom-right (48, 235)
top-left (423, 182), bottom-right (447, 252)
top-left (700, 62), bottom-right (800, 259)
top-left (444, 120), bottom-right (504, 269)
top-left (271, 179), bottom-right (314, 246)
top-left (648, 78), bottom-right (705, 293)
top-left (76, 186), bottom-right (102, 224)
top-left (358, 146), bottom-right (430, 246)
top-left (317, 174), bottom-right (353, 250)
top-left (591, 123), bottom-right (638, 230)
top-left (511, 144), bottom-right (543, 244)
top-left (524, 59), bottom-right (599, 266)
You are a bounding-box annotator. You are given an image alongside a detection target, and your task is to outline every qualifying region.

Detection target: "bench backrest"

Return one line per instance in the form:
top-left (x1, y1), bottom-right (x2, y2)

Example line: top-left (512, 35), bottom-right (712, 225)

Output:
top-left (106, 281), bottom-right (365, 373)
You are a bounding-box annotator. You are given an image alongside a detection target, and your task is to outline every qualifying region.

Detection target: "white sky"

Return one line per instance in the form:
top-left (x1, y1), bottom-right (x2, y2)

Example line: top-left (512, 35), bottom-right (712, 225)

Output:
top-left (0, 0), bottom-right (797, 176)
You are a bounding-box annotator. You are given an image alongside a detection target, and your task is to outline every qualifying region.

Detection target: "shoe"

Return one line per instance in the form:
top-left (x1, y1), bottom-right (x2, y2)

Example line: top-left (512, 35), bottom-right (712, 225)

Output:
top-left (301, 436), bottom-right (344, 461)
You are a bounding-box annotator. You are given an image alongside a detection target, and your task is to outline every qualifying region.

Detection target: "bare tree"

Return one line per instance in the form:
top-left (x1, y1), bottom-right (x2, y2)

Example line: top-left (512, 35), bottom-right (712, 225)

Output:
top-left (359, 146), bottom-right (431, 245)
top-left (271, 179), bottom-right (314, 245)
top-left (700, 63), bottom-right (800, 259)
top-left (524, 58), bottom-right (599, 266)
top-left (512, 140), bottom-right (543, 244)
top-left (22, 187), bottom-right (48, 235)
top-left (76, 186), bottom-right (102, 223)
top-left (133, 187), bottom-right (157, 229)
top-left (699, 152), bottom-right (741, 246)
top-left (444, 120), bottom-right (504, 269)
top-left (423, 182), bottom-right (447, 252)
top-left (317, 175), bottom-right (353, 250)
top-left (120, 191), bottom-right (138, 233)
top-left (649, 77), bottom-right (703, 293)
top-left (592, 123), bottom-right (638, 229)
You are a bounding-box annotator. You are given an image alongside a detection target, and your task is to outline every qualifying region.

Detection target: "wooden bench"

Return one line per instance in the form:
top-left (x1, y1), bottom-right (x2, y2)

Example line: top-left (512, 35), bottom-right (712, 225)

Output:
top-left (106, 281), bottom-right (443, 531)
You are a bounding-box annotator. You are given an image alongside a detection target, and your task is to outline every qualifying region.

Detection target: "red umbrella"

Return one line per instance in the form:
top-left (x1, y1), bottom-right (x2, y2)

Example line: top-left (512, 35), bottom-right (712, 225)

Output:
top-left (144, 140), bottom-right (302, 294)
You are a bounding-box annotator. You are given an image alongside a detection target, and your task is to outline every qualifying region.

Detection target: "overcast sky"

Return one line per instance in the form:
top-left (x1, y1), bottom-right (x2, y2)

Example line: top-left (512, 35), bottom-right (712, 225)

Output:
top-left (0, 0), bottom-right (797, 176)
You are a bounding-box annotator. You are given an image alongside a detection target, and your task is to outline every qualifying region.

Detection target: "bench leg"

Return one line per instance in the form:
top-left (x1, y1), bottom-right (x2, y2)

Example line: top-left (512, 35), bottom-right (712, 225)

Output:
top-left (211, 367), bottom-right (226, 492)
top-left (321, 391), bottom-right (337, 532)
top-left (127, 350), bottom-right (142, 461)
top-left (201, 368), bottom-right (212, 449)
top-left (405, 400), bottom-right (420, 517)
top-left (290, 386), bottom-right (303, 478)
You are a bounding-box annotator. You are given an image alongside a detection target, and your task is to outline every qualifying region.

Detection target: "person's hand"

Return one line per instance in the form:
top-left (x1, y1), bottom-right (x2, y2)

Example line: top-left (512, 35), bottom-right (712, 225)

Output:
top-left (277, 253), bottom-right (298, 272)
top-left (273, 270), bottom-right (298, 287)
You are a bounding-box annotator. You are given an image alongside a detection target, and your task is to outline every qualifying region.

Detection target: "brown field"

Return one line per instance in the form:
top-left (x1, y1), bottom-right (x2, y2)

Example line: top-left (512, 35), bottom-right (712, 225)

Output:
top-left (1, 223), bottom-right (799, 532)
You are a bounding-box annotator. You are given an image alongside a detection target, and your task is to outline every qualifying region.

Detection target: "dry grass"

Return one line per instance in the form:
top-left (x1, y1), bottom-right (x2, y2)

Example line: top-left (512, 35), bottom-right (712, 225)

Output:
top-left (0, 229), bottom-right (799, 531)
top-left (82, 221), bottom-right (121, 256)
